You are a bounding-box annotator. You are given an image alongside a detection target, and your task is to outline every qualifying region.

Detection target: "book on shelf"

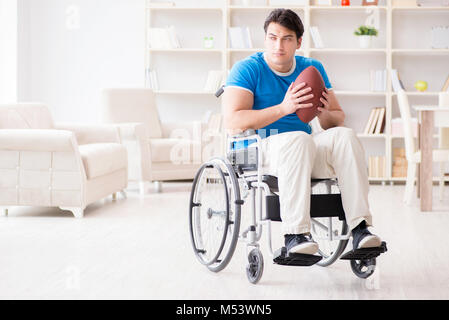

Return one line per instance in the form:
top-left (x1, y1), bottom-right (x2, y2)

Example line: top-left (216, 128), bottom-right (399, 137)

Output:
top-left (364, 108), bottom-right (377, 134)
top-left (148, 26), bottom-right (181, 49)
top-left (146, 68), bottom-right (159, 90)
top-left (315, 0), bottom-right (332, 5)
top-left (309, 26), bottom-right (324, 49)
top-left (393, 0), bottom-right (417, 7)
top-left (431, 26), bottom-right (449, 49)
top-left (391, 117), bottom-right (418, 137)
top-left (370, 69), bottom-right (387, 92)
top-left (204, 70), bottom-right (224, 93)
top-left (362, 0), bottom-right (379, 5)
top-left (228, 27), bottom-right (253, 49)
top-left (441, 74), bottom-right (449, 91)
top-left (392, 148), bottom-right (407, 178)
top-left (368, 156), bottom-right (386, 178)
top-left (363, 107), bottom-right (386, 134)
top-left (368, 108), bottom-right (380, 134)
top-left (391, 69), bottom-right (406, 92)
top-left (374, 107), bottom-right (386, 134)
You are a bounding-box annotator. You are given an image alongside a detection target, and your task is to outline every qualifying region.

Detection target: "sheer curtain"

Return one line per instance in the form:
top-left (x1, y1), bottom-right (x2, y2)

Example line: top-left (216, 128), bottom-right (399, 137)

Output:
top-left (0, 0), bottom-right (17, 103)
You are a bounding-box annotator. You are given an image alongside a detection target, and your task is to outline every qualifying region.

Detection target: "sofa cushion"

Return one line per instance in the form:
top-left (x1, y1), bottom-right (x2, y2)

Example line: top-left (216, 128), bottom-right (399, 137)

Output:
top-left (0, 104), bottom-right (54, 129)
top-left (78, 143), bottom-right (127, 179)
top-left (150, 138), bottom-right (201, 164)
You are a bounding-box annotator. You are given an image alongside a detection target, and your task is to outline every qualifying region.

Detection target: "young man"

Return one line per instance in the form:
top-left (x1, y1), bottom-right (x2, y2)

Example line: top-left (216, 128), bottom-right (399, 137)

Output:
top-left (223, 9), bottom-right (382, 255)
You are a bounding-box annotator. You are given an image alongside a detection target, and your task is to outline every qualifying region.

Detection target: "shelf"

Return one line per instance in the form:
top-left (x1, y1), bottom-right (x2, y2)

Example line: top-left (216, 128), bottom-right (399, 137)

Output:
top-left (149, 48), bottom-right (222, 53)
top-left (391, 91), bottom-right (441, 96)
top-left (390, 176), bottom-right (449, 182)
top-left (229, 6), bottom-right (306, 11)
top-left (147, 6), bottom-right (223, 11)
top-left (228, 48), bottom-right (263, 52)
top-left (392, 6), bottom-right (449, 11)
top-left (392, 49), bottom-right (449, 55)
top-left (310, 48), bottom-right (387, 53)
top-left (227, 48), bottom-right (305, 54)
top-left (391, 134), bottom-right (440, 139)
top-left (310, 5), bottom-right (387, 10)
top-left (357, 134), bottom-right (387, 138)
top-left (335, 90), bottom-right (386, 96)
top-left (368, 177), bottom-right (389, 181)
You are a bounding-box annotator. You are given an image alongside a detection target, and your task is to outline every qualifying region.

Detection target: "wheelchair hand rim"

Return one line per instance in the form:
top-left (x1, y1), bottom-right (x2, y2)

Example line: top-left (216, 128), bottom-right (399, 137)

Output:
top-left (189, 161), bottom-right (231, 267)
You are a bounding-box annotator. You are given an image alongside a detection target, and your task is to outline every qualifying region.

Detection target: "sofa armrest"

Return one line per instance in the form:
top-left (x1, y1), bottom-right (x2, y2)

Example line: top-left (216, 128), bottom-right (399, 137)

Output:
top-left (55, 123), bottom-right (120, 145)
top-left (0, 129), bottom-right (78, 152)
top-left (114, 122), bottom-right (149, 142)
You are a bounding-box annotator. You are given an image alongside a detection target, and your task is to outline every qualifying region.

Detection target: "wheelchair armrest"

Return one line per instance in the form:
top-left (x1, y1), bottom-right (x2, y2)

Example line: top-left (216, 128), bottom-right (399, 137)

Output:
top-left (230, 129), bottom-right (257, 140)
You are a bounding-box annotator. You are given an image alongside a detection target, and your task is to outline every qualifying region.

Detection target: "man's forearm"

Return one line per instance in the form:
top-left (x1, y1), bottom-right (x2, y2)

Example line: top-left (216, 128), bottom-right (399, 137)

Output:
top-left (226, 104), bottom-right (284, 133)
top-left (318, 110), bottom-right (345, 130)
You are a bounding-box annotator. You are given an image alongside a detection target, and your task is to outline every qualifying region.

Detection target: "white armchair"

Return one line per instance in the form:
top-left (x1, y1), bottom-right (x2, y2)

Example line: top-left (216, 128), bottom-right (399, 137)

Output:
top-left (101, 88), bottom-right (223, 193)
top-left (0, 103), bottom-right (128, 218)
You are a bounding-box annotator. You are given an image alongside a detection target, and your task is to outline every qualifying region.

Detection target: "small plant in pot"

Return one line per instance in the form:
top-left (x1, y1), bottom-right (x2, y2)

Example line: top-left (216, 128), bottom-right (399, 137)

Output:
top-left (354, 25), bottom-right (378, 49)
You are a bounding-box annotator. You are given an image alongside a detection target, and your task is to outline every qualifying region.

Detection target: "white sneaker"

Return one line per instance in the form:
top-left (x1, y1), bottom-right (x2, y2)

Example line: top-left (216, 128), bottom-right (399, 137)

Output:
top-left (352, 225), bottom-right (382, 249)
top-left (285, 234), bottom-right (319, 255)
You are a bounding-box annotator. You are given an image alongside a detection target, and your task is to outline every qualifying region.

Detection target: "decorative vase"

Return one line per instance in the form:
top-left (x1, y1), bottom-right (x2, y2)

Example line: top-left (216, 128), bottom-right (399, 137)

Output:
top-left (341, 0), bottom-right (350, 5)
top-left (358, 35), bottom-right (372, 49)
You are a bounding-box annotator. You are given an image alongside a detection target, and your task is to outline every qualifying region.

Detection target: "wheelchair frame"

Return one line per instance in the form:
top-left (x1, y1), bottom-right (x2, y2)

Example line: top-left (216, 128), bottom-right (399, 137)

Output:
top-left (230, 132), bottom-right (349, 247)
top-left (189, 130), bottom-right (385, 284)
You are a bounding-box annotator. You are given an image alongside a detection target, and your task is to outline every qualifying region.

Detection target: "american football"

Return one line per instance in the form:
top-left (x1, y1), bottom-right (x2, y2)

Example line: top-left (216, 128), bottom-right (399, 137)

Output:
top-left (293, 66), bottom-right (325, 123)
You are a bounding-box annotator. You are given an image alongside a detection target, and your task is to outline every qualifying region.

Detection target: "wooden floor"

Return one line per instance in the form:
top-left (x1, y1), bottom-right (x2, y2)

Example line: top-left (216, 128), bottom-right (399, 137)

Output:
top-left (1, 183), bottom-right (449, 300)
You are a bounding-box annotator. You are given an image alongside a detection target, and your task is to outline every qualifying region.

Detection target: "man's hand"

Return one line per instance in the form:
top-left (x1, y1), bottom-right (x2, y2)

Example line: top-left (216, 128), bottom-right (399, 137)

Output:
top-left (316, 88), bottom-right (346, 129)
top-left (317, 88), bottom-right (331, 118)
top-left (279, 82), bottom-right (314, 117)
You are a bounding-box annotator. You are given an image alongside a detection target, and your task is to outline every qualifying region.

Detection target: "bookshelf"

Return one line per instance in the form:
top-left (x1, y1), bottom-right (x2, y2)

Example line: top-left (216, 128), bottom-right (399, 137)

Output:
top-left (145, 0), bottom-right (449, 183)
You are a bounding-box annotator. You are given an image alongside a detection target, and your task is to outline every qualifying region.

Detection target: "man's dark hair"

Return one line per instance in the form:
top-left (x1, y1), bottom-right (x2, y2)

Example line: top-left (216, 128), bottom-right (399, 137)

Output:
top-left (264, 9), bottom-right (304, 40)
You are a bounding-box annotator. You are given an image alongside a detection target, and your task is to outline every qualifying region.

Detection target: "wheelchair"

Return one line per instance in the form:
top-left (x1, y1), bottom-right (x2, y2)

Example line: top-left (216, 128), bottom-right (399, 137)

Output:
top-left (189, 129), bottom-right (387, 285)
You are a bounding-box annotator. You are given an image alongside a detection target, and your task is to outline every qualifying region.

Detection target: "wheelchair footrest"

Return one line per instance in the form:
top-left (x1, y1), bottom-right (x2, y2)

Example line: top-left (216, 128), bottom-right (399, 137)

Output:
top-left (340, 242), bottom-right (387, 261)
top-left (273, 247), bottom-right (322, 266)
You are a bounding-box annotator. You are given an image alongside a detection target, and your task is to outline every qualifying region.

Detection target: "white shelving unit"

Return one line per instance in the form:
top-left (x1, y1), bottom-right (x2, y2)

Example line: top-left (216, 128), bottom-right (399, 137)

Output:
top-left (145, 0), bottom-right (449, 183)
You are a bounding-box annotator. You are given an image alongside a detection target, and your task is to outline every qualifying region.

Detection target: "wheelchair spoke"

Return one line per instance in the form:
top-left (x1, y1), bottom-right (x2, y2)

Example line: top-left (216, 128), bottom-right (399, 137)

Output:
top-left (189, 158), bottom-right (242, 273)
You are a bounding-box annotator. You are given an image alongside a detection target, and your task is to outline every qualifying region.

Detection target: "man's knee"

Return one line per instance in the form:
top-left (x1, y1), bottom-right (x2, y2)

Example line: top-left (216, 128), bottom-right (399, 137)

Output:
top-left (279, 131), bottom-right (315, 153)
top-left (330, 127), bottom-right (357, 143)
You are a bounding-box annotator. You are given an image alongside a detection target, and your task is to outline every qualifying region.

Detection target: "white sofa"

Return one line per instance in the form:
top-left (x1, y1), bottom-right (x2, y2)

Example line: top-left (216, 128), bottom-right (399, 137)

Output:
top-left (101, 88), bottom-right (223, 193)
top-left (0, 103), bottom-right (128, 218)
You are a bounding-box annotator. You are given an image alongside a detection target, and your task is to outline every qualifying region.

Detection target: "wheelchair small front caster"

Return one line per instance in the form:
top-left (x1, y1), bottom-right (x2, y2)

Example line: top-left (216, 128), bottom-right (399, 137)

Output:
top-left (350, 258), bottom-right (376, 279)
top-left (246, 248), bottom-right (264, 284)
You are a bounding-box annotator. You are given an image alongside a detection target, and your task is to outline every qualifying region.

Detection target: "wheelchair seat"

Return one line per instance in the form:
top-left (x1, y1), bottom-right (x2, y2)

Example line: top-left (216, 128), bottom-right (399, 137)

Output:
top-left (251, 175), bottom-right (346, 222)
top-left (248, 175), bottom-right (340, 194)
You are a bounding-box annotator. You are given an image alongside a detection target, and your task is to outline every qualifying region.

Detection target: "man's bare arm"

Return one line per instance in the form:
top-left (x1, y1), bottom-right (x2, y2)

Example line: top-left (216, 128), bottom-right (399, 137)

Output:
top-left (223, 83), bottom-right (314, 134)
top-left (317, 89), bottom-right (345, 130)
top-left (223, 88), bottom-right (282, 134)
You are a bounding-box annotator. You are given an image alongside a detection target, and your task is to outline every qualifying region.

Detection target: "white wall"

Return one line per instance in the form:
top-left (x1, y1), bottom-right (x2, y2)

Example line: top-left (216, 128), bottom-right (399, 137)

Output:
top-left (0, 0), bottom-right (18, 103)
top-left (18, 0), bottom-right (146, 123)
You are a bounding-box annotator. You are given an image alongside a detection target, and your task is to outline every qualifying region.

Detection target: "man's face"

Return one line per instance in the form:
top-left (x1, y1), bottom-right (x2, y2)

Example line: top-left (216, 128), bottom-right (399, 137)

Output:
top-left (264, 22), bottom-right (302, 69)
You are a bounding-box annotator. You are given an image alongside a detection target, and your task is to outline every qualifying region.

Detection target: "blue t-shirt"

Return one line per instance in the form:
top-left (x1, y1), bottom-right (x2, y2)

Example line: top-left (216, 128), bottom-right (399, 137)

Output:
top-left (226, 52), bottom-right (332, 145)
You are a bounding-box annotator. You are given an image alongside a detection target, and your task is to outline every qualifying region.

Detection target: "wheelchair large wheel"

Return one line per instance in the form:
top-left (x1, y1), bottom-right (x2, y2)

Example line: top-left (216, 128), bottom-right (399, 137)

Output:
top-left (189, 158), bottom-right (242, 273)
top-left (311, 217), bottom-right (349, 267)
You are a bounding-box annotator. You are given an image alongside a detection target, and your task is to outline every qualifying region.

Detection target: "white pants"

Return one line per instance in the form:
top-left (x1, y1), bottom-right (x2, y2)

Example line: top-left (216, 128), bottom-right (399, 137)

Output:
top-left (260, 127), bottom-right (373, 235)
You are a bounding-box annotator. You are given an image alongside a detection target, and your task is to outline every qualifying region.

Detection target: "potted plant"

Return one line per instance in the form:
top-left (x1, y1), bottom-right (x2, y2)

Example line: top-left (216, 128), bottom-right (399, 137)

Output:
top-left (354, 25), bottom-right (378, 49)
